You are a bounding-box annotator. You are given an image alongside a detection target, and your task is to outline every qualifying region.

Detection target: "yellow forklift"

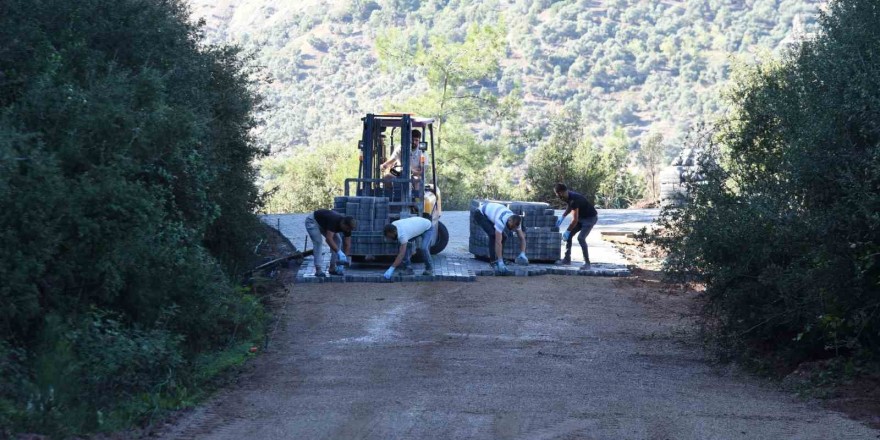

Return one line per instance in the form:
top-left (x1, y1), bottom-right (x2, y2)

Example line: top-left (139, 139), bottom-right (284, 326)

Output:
top-left (337, 113), bottom-right (448, 257)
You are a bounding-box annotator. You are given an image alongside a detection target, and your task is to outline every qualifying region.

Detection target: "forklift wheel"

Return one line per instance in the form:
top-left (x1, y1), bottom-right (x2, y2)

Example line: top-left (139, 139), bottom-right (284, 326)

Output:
top-left (430, 221), bottom-right (449, 255)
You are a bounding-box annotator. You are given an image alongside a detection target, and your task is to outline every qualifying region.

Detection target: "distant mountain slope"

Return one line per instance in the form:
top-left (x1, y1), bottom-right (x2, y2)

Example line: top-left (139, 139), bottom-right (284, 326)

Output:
top-left (188, 0), bottom-right (821, 153)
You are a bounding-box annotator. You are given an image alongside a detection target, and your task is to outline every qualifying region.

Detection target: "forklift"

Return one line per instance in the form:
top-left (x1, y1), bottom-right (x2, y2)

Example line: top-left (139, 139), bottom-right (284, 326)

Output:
top-left (338, 113), bottom-right (449, 257)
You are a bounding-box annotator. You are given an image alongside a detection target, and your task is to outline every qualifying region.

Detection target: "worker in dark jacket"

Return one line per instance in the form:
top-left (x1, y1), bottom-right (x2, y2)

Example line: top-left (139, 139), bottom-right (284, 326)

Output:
top-left (554, 183), bottom-right (598, 270)
top-left (305, 209), bottom-right (357, 277)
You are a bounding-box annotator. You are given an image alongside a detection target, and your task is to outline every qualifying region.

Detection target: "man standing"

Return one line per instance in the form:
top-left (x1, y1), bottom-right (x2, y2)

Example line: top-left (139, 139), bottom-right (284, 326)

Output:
top-left (382, 216), bottom-right (434, 279)
top-left (554, 183), bottom-right (598, 270)
top-left (305, 209), bottom-right (358, 277)
top-left (473, 202), bottom-right (528, 275)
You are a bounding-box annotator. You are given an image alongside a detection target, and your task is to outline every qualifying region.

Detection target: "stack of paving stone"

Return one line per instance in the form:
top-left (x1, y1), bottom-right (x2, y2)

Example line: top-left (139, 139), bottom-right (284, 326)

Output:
top-left (469, 199), bottom-right (562, 262)
top-left (333, 196), bottom-right (398, 255)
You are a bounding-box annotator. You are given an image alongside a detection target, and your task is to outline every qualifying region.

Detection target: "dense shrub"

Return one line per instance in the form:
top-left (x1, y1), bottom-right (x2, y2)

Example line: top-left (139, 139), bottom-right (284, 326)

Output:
top-left (0, 0), bottom-right (266, 434)
top-left (650, 0), bottom-right (880, 366)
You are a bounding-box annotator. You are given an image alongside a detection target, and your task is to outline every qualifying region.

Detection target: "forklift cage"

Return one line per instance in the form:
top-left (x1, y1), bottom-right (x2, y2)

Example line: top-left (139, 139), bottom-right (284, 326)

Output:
top-left (344, 113), bottom-right (437, 216)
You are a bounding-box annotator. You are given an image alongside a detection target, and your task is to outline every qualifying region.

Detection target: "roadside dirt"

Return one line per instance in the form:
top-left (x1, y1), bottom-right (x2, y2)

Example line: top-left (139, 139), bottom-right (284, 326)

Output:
top-left (823, 375), bottom-right (880, 430)
top-left (149, 275), bottom-right (877, 439)
top-left (619, 240), bottom-right (880, 433)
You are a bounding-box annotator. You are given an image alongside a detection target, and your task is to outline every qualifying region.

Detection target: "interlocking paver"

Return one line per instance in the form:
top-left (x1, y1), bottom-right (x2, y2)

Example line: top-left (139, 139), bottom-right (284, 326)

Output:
top-left (293, 252), bottom-right (630, 283)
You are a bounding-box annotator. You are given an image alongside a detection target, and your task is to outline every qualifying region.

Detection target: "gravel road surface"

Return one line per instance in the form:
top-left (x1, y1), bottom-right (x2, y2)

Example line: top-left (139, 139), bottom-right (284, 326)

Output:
top-left (158, 276), bottom-right (877, 439)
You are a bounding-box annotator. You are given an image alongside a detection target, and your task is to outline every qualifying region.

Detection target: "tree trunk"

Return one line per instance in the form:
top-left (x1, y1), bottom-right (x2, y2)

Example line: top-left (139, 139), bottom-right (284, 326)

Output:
top-left (438, 75), bottom-right (448, 152)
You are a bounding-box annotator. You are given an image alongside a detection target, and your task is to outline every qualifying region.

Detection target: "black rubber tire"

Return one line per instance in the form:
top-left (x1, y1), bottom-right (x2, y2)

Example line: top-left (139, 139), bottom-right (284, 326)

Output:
top-left (430, 221), bottom-right (449, 255)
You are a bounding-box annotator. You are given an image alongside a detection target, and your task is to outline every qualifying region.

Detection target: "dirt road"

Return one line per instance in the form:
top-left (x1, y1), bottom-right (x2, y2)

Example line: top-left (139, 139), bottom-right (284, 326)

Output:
top-left (158, 277), bottom-right (877, 439)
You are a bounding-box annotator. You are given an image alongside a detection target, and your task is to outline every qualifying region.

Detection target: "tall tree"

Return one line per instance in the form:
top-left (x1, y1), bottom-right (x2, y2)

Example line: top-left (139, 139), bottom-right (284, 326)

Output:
top-left (524, 109), bottom-right (607, 206)
top-left (377, 23), bottom-right (506, 151)
top-left (638, 133), bottom-right (666, 203)
top-left (375, 22), bottom-right (522, 209)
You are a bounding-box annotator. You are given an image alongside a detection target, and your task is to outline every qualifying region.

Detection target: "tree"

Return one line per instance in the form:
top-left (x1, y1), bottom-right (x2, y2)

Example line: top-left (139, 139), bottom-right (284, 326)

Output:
top-left (637, 133), bottom-right (666, 203)
top-left (596, 128), bottom-right (643, 208)
top-left (261, 143), bottom-right (359, 213)
top-left (377, 23), bottom-right (506, 151)
top-left (375, 22), bottom-right (523, 209)
top-left (524, 109), bottom-right (608, 206)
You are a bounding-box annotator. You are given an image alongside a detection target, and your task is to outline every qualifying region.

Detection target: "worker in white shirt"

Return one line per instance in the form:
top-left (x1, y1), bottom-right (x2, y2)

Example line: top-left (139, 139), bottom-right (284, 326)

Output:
top-left (382, 216), bottom-right (434, 279)
top-left (473, 202), bottom-right (528, 275)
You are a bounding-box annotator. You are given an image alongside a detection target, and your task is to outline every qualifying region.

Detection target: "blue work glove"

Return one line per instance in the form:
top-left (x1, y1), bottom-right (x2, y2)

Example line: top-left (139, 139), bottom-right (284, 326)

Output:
top-left (336, 250), bottom-right (348, 264)
top-left (562, 230), bottom-right (571, 241)
top-left (383, 266), bottom-right (395, 280)
top-left (515, 252), bottom-right (529, 265)
top-left (495, 259), bottom-right (512, 275)
top-left (555, 217), bottom-right (564, 228)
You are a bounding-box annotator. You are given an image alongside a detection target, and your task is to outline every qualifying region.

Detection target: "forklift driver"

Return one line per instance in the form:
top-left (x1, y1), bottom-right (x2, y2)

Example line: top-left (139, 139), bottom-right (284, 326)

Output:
top-left (380, 129), bottom-right (423, 179)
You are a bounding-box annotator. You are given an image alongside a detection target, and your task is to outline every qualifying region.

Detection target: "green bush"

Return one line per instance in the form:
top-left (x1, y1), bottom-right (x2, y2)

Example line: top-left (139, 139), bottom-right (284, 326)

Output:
top-left (649, 0), bottom-right (880, 367)
top-left (23, 313), bottom-right (183, 434)
top-left (0, 0), bottom-right (266, 435)
top-left (261, 142), bottom-right (359, 213)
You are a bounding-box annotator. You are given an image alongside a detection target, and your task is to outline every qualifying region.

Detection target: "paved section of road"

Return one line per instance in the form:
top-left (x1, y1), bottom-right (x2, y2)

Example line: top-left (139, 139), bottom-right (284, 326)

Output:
top-left (263, 209), bottom-right (659, 267)
top-left (158, 277), bottom-right (877, 439)
top-left (293, 253), bottom-right (631, 283)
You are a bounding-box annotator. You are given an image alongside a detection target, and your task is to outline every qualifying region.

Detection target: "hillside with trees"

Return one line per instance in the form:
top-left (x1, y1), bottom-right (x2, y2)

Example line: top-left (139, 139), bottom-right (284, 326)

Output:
top-left (189, 0), bottom-right (822, 210)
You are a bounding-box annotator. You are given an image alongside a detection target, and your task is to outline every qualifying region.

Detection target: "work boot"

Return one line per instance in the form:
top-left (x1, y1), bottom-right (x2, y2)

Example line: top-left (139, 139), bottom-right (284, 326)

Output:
top-left (555, 257), bottom-right (571, 266)
top-left (422, 268), bottom-right (434, 276)
top-left (580, 262), bottom-right (592, 271)
top-left (397, 267), bottom-right (415, 276)
top-left (314, 271), bottom-right (327, 278)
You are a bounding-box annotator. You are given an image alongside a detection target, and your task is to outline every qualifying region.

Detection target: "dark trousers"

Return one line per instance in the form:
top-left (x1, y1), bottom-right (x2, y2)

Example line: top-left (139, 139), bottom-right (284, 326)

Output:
top-left (474, 210), bottom-right (504, 261)
top-left (565, 216), bottom-right (598, 263)
top-left (403, 225), bottom-right (434, 270)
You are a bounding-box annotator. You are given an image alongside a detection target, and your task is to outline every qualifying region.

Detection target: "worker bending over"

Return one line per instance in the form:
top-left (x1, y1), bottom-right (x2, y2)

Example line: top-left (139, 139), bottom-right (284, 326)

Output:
top-left (383, 216), bottom-right (434, 279)
top-left (305, 209), bottom-right (357, 277)
top-left (473, 202), bottom-right (528, 275)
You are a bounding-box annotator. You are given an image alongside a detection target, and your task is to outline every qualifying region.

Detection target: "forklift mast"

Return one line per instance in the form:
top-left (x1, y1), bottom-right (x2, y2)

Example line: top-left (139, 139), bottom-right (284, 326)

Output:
top-left (352, 113), bottom-right (420, 215)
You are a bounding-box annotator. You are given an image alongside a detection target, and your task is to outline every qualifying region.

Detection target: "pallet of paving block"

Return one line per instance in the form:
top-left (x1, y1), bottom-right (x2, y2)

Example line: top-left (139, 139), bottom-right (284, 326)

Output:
top-left (469, 233), bottom-right (561, 263)
top-left (333, 196), bottom-right (347, 211)
top-left (522, 216), bottom-right (557, 228)
top-left (508, 201), bottom-right (551, 216)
